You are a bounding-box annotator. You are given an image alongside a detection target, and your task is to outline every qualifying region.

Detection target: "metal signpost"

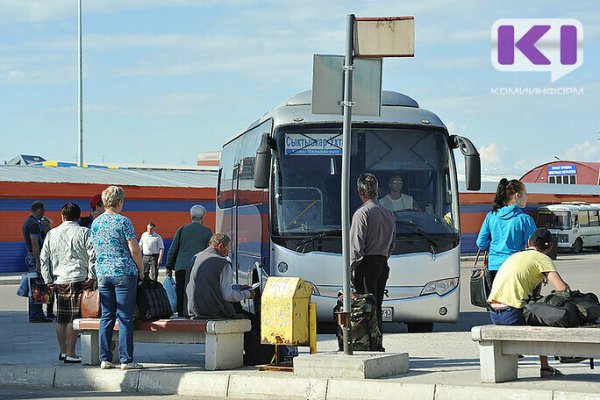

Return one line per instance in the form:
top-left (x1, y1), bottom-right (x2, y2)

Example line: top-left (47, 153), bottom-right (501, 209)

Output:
top-left (339, 15), bottom-right (414, 355)
top-left (77, 0), bottom-right (84, 167)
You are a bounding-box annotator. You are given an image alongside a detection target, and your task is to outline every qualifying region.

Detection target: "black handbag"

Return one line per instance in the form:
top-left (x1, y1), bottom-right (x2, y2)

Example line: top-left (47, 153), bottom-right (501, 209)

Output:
top-left (136, 280), bottom-right (173, 321)
top-left (470, 250), bottom-right (492, 309)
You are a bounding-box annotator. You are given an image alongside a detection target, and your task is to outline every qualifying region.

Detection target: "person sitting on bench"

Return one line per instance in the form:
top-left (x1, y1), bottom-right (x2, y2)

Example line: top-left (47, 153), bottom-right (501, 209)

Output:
top-left (186, 233), bottom-right (255, 319)
top-left (487, 227), bottom-right (570, 378)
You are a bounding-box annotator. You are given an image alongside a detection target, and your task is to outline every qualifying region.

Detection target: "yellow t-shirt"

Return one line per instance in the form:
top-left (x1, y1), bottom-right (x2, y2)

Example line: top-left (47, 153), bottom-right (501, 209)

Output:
top-left (487, 248), bottom-right (557, 309)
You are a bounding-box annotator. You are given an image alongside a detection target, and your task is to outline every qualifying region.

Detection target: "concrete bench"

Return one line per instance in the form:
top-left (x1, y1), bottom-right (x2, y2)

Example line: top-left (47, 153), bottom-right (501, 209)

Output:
top-left (73, 318), bottom-right (251, 371)
top-left (471, 325), bottom-right (600, 383)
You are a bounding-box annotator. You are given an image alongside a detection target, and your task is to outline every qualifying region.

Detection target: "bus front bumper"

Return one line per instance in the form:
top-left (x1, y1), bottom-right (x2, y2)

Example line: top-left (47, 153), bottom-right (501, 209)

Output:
top-left (312, 286), bottom-right (460, 324)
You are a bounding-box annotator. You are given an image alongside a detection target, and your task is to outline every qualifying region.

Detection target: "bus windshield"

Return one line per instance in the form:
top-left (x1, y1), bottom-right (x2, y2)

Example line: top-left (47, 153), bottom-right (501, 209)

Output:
top-left (271, 125), bottom-right (459, 255)
top-left (537, 210), bottom-right (571, 230)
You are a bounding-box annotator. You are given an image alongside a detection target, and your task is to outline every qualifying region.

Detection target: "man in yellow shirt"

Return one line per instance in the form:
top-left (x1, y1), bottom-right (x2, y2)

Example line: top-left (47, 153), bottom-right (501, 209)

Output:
top-left (487, 227), bottom-right (570, 378)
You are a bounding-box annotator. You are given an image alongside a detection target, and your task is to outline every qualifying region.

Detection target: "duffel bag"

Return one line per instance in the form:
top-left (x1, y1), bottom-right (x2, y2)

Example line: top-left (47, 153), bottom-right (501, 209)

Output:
top-left (333, 292), bottom-right (383, 351)
top-left (523, 300), bottom-right (580, 327)
top-left (136, 280), bottom-right (173, 321)
top-left (568, 290), bottom-right (600, 324)
top-left (524, 289), bottom-right (600, 327)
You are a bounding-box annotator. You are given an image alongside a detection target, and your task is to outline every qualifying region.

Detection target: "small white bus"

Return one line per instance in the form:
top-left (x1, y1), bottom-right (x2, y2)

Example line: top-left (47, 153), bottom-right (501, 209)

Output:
top-left (536, 202), bottom-right (600, 253)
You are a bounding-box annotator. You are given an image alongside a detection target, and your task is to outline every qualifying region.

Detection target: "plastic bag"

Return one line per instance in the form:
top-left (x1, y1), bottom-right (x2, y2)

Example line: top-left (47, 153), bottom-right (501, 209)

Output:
top-left (29, 275), bottom-right (53, 304)
top-left (163, 275), bottom-right (177, 314)
top-left (17, 272), bottom-right (38, 297)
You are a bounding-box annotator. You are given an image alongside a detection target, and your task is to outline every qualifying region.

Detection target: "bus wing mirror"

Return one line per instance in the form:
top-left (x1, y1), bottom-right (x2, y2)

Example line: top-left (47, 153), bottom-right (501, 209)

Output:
top-left (254, 134), bottom-right (275, 189)
top-left (450, 135), bottom-right (481, 191)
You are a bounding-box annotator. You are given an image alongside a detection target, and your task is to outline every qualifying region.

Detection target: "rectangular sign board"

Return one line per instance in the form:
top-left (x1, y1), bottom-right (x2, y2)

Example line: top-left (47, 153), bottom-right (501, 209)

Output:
top-left (548, 164), bottom-right (577, 176)
top-left (312, 55), bottom-right (382, 116)
top-left (354, 17), bottom-right (415, 58)
top-left (284, 133), bottom-right (343, 156)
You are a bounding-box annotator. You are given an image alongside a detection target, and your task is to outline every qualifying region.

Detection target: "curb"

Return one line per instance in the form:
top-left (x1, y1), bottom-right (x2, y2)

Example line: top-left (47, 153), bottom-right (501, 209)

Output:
top-left (1, 365), bottom-right (599, 400)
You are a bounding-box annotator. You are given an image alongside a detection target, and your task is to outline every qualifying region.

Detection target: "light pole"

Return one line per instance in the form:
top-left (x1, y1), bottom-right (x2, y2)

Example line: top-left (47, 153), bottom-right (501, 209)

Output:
top-left (77, 0), bottom-right (83, 167)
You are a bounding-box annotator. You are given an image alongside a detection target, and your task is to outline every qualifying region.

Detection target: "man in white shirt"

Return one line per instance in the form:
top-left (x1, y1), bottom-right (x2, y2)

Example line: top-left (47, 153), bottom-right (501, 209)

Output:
top-left (379, 174), bottom-right (415, 212)
top-left (139, 223), bottom-right (165, 281)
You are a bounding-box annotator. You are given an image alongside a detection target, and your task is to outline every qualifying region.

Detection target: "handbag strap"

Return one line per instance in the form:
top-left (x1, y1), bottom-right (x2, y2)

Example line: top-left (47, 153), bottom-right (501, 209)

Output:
top-left (473, 249), bottom-right (489, 271)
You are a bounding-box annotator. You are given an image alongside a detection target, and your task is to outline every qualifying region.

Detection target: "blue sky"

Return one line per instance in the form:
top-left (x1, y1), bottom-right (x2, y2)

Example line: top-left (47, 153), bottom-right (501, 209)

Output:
top-left (1, 0), bottom-right (598, 176)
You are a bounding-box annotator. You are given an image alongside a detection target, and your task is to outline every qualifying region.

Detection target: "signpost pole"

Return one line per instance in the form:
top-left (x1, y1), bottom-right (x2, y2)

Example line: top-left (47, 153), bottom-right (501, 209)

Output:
top-left (341, 13), bottom-right (355, 356)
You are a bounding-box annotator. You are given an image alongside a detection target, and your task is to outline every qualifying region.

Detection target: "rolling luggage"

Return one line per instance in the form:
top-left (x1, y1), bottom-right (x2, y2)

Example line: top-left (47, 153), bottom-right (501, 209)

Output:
top-left (136, 280), bottom-right (173, 321)
top-left (333, 292), bottom-right (383, 351)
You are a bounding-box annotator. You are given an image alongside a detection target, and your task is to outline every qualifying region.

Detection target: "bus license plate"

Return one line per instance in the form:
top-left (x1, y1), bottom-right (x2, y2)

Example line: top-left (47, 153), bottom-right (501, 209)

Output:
top-left (382, 307), bottom-right (393, 322)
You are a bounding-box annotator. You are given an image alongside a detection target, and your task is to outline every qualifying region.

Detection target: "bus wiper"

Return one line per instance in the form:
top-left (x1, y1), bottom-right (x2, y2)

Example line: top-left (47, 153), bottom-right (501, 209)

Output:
top-left (396, 220), bottom-right (438, 254)
top-left (295, 229), bottom-right (342, 252)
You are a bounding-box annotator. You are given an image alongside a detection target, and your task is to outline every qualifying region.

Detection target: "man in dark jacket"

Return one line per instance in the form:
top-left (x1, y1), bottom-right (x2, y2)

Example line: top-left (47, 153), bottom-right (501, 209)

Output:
top-left (166, 204), bottom-right (213, 316)
top-left (186, 233), bottom-right (254, 319)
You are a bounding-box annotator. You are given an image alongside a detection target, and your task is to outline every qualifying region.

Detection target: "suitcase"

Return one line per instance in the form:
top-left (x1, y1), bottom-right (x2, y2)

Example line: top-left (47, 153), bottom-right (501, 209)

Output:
top-left (136, 280), bottom-right (173, 321)
top-left (333, 292), bottom-right (383, 351)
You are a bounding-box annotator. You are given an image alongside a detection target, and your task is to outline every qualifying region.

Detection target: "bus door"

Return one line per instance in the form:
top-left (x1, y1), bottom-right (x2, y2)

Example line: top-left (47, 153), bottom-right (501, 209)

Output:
top-left (230, 164), bottom-right (240, 283)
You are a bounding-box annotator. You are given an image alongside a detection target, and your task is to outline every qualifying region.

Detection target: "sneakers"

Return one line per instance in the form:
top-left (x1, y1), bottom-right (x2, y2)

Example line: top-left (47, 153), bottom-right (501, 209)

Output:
top-left (120, 362), bottom-right (143, 370)
top-left (100, 361), bottom-right (115, 369)
top-left (64, 355), bottom-right (82, 364)
top-left (30, 317), bottom-right (52, 323)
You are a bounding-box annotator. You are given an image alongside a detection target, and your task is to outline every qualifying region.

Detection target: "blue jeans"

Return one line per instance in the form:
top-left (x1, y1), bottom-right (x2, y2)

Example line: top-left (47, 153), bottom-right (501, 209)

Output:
top-left (98, 275), bottom-right (138, 364)
top-left (489, 306), bottom-right (526, 326)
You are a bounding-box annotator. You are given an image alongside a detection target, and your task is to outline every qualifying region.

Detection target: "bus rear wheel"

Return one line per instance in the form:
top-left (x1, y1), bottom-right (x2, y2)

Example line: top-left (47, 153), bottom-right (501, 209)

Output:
top-left (571, 238), bottom-right (583, 254)
top-left (406, 322), bottom-right (434, 333)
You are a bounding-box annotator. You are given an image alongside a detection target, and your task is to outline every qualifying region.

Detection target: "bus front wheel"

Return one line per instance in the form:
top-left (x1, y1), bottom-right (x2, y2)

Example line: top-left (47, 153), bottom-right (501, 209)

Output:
top-left (571, 238), bottom-right (583, 254)
top-left (406, 322), bottom-right (434, 333)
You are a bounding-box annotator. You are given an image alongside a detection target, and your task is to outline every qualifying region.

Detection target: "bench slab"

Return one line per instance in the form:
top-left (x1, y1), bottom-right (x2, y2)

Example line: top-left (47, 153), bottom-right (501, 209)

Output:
top-left (471, 325), bottom-right (600, 383)
top-left (73, 318), bottom-right (251, 371)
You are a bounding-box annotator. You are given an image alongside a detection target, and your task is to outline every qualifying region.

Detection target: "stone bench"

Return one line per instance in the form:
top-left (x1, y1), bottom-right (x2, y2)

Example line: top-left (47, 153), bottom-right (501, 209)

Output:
top-left (73, 318), bottom-right (251, 371)
top-left (471, 325), bottom-right (600, 383)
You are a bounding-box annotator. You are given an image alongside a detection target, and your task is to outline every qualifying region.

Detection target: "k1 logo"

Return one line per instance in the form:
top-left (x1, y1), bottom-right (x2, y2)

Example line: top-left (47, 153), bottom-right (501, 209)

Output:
top-left (492, 19), bottom-right (583, 82)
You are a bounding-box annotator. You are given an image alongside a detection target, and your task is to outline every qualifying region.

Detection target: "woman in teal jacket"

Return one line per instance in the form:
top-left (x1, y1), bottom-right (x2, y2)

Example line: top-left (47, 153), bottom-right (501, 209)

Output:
top-left (476, 179), bottom-right (537, 281)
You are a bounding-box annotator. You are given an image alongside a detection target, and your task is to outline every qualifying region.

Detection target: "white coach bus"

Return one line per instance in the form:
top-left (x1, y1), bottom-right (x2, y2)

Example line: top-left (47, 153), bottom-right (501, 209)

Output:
top-left (216, 90), bottom-right (480, 332)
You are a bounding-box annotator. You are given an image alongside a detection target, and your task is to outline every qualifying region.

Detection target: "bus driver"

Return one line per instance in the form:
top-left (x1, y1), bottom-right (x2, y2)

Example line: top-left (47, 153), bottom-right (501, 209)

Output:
top-left (379, 174), bottom-right (415, 212)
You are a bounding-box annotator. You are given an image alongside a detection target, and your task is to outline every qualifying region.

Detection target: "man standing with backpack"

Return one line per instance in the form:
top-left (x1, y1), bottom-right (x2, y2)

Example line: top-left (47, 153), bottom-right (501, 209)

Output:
top-left (350, 173), bottom-right (396, 342)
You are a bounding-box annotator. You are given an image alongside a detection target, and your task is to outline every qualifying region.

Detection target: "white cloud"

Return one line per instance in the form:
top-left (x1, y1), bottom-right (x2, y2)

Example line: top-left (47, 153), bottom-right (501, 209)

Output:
top-left (564, 140), bottom-right (600, 162)
top-left (478, 143), bottom-right (502, 172)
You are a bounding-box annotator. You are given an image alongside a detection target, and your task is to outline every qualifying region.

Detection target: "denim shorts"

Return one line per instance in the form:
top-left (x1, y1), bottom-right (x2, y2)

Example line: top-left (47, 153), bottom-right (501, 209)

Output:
top-left (489, 305), bottom-right (526, 326)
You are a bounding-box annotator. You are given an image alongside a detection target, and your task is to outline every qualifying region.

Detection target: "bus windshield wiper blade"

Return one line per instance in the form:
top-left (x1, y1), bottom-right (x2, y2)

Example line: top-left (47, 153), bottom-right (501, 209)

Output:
top-left (396, 220), bottom-right (439, 252)
top-left (295, 229), bottom-right (342, 252)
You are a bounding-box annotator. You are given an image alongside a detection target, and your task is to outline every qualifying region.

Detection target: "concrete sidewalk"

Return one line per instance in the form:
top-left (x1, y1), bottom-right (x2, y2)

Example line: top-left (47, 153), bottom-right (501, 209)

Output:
top-left (1, 280), bottom-right (600, 399)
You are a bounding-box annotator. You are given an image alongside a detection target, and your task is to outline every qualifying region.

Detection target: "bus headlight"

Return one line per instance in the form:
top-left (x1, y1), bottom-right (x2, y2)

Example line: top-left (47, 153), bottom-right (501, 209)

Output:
top-left (421, 278), bottom-right (459, 296)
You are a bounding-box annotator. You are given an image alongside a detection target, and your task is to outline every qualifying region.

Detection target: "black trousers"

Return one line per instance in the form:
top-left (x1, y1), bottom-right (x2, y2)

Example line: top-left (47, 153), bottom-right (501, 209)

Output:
top-left (354, 255), bottom-right (390, 333)
top-left (175, 269), bottom-right (187, 317)
top-left (142, 254), bottom-right (159, 281)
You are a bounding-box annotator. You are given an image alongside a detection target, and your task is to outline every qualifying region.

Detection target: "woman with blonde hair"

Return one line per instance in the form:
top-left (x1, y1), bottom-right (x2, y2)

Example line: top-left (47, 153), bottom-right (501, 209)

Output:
top-left (476, 178), bottom-right (537, 282)
top-left (90, 186), bottom-right (144, 370)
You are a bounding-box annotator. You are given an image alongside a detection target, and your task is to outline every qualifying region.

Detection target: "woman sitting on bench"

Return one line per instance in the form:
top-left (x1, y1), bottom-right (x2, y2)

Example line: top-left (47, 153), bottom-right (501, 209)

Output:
top-left (487, 227), bottom-right (570, 378)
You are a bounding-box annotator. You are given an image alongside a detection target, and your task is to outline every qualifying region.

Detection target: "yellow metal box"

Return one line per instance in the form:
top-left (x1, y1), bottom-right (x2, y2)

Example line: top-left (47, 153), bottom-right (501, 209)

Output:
top-left (261, 277), bottom-right (313, 346)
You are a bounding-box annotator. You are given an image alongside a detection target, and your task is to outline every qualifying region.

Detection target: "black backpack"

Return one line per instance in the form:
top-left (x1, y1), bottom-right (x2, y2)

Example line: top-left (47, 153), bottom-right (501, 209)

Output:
top-left (136, 280), bottom-right (173, 321)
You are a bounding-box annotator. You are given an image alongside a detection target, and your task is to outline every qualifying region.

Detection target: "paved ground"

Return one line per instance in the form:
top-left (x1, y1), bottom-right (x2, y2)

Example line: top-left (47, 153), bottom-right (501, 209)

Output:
top-left (1, 253), bottom-right (600, 399)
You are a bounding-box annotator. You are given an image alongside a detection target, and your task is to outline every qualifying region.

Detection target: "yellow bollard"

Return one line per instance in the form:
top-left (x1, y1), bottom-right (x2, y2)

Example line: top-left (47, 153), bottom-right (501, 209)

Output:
top-left (309, 302), bottom-right (317, 354)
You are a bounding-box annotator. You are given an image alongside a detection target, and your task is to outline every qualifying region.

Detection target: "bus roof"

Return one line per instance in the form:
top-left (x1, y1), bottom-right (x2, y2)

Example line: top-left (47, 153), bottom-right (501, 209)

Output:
top-left (540, 202), bottom-right (600, 212)
top-left (223, 90), bottom-right (447, 148)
